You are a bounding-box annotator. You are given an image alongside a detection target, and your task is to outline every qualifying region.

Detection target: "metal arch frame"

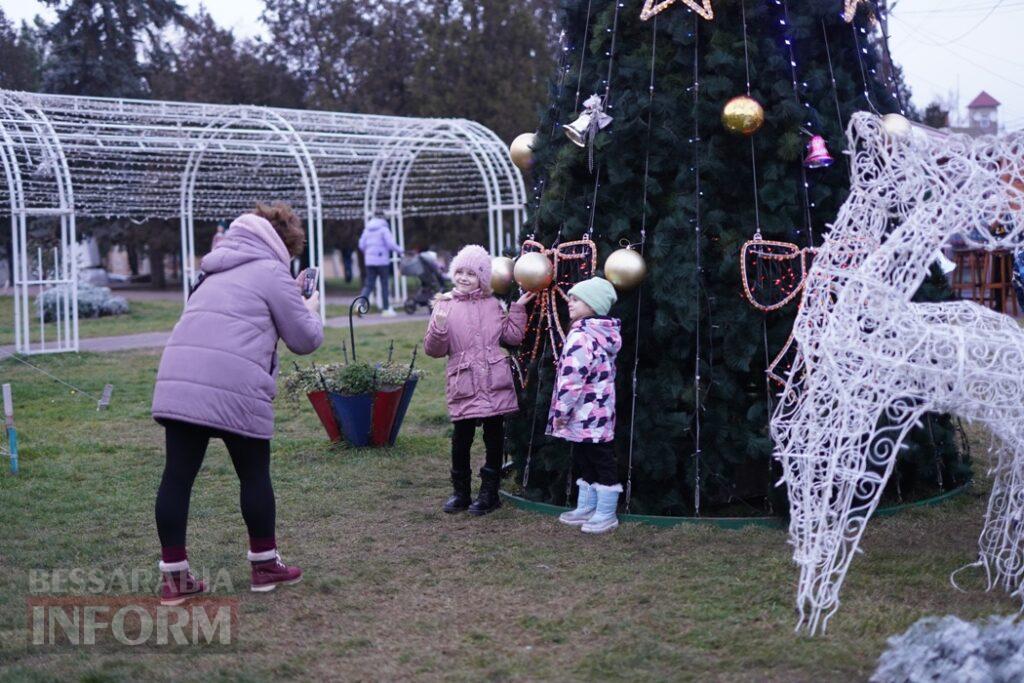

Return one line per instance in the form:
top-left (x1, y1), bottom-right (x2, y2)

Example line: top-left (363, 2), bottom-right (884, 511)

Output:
top-left (0, 93), bottom-right (78, 355)
top-left (0, 90), bottom-right (525, 352)
top-left (178, 107), bottom-right (326, 319)
top-left (361, 118), bottom-right (525, 307)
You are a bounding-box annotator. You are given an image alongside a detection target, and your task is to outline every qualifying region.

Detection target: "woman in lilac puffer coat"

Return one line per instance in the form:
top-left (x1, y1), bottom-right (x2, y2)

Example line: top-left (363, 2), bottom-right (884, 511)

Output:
top-left (423, 244), bottom-right (533, 516)
top-left (151, 203), bottom-right (322, 605)
top-left (358, 215), bottom-right (402, 314)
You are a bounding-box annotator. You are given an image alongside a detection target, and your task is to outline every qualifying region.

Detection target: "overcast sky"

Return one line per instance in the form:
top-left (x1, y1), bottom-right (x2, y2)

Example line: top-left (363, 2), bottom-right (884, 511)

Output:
top-left (3, 0), bottom-right (1023, 129)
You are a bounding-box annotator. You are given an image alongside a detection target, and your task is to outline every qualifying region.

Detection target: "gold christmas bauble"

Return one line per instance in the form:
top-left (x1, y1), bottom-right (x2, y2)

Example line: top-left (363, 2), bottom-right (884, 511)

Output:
top-left (881, 113), bottom-right (912, 138)
top-left (509, 133), bottom-right (536, 171)
top-left (604, 247), bottom-right (648, 291)
top-left (490, 256), bottom-right (515, 295)
top-left (513, 252), bottom-right (554, 292)
top-left (722, 95), bottom-right (765, 136)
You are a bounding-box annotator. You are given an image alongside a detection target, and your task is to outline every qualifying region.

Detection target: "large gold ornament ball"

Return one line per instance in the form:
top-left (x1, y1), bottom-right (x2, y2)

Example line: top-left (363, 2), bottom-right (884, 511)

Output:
top-left (513, 252), bottom-right (554, 292)
top-left (604, 248), bottom-right (648, 291)
top-left (509, 133), bottom-right (536, 171)
top-left (490, 256), bottom-right (515, 295)
top-left (881, 113), bottom-right (912, 138)
top-left (722, 95), bottom-right (765, 136)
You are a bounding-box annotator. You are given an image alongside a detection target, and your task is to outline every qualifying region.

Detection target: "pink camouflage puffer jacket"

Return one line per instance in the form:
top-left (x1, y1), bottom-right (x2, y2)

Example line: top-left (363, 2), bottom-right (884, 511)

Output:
top-left (423, 290), bottom-right (527, 421)
top-left (546, 316), bottom-right (622, 443)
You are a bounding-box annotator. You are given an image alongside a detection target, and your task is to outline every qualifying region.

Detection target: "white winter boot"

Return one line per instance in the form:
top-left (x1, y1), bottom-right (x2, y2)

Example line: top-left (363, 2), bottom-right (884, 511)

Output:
top-left (581, 483), bottom-right (623, 534)
top-left (559, 480), bottom-right (596, 526)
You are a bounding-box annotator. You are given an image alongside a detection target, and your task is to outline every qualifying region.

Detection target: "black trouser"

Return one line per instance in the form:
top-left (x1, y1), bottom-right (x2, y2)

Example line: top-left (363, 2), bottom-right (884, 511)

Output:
top-left (155, 419), bottom-right (276, 549)
top-left (451, 416), bottom-right (504, 473)
top-left (572, 441), bottom-right (618, 486)
top-left (360, 264), bottom-right (391, 309)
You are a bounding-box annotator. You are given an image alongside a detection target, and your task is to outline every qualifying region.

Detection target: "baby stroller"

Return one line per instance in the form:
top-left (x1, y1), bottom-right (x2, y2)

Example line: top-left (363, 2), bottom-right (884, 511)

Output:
top-left (400, 251), bottom-right (449, 314)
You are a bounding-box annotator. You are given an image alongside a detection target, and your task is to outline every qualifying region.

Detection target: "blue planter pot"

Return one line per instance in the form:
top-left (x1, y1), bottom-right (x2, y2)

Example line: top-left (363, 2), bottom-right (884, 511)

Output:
top-left (327, 392), bottom-right (373, 447)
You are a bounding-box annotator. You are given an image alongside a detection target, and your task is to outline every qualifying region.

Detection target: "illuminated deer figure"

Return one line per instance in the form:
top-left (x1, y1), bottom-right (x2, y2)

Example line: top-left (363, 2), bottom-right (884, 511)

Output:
top-left (771, 112), bottom-right (1024, 635)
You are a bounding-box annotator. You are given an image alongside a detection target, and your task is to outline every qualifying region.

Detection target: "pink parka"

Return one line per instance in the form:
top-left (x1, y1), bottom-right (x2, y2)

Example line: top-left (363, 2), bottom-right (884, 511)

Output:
top-left (423, 290), bottom-right (527, 421)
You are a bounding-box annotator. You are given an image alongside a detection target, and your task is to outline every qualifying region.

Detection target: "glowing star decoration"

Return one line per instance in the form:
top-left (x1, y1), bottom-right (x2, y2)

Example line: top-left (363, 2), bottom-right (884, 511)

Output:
top-left (771, 112), bottom-right (1024, 636)
top-left (640, 0), bottom-right (714, 22)
top-left (843, 0), bottom-right (871, 22)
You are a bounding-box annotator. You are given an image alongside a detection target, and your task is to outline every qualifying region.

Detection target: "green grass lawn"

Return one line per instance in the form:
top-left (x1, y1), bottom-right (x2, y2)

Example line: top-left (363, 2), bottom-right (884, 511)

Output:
top-left (0, 321), bottom-right (1013, 681)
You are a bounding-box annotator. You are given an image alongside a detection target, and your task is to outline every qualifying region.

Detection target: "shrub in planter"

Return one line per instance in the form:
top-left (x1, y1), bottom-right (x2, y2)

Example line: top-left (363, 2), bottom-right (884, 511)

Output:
top-left (36, 282), bottom-right (129, 322)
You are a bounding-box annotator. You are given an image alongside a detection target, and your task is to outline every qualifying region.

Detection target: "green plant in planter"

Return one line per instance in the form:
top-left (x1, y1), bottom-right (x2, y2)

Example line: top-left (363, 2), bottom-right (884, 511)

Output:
top-left (377, 361), bottom-right (424, 389)
top-left (283, 361), bottom-right (425, 400)
top-left (283, 362), bottom-right (342, 401)
top-left (333, 362), bottom-right (378, 396)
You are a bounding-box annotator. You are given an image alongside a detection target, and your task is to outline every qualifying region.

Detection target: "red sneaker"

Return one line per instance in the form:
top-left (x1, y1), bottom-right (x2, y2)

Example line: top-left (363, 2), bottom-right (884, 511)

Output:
top-left (159, 561), bottom-right (206, 606)
top-left (249, 551), bottom-right (302, 593)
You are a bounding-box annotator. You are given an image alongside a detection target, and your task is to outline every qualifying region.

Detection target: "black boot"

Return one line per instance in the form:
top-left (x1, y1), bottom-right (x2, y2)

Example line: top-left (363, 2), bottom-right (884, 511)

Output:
top-left (468, 466), bottom-right (502, 516)
top-left (443, 468), bottom-right (472, 513)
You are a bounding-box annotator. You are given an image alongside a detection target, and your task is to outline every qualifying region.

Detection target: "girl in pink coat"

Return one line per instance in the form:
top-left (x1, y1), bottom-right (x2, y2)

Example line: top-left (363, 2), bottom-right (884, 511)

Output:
top-left (423, 245), bottom-right (534, 515)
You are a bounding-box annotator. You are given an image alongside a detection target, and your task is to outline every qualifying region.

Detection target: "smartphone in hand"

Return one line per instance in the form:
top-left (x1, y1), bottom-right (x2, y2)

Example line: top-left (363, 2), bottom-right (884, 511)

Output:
top-left (302, 267), bottom-right (320, 299)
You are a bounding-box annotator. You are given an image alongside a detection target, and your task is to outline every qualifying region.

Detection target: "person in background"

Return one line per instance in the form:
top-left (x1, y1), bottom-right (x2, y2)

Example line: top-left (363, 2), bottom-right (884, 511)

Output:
top-left (151, 202), bottom-right (323, 605)
top-left (358, 213), bottom-right (401, 316)
top-left (341, 245), bottom-right (355, 284)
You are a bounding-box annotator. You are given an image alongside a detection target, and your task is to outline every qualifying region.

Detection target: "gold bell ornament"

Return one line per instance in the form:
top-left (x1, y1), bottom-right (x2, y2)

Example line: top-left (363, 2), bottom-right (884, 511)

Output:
top-left (603, 243), bottom-right (648, 291)
top-left (490, 256), bottom-right (515, 295)
top-left (721, 95), bottom-right (765, 136)
top-left (513, 252), bottom-right (555, 292)
top-left (509, 133), bottom-right (536, 171)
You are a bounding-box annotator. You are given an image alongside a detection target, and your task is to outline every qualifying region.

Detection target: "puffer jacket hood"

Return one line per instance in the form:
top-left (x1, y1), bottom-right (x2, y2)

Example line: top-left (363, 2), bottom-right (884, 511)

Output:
top-left (580, 316), bottom-right (622, 356)
top-left (201, 226), bottom-right (283, 275)
top-left (359, 217), bottom-right (401, 266)
top-left (365, 217), bottom-right (389, 233)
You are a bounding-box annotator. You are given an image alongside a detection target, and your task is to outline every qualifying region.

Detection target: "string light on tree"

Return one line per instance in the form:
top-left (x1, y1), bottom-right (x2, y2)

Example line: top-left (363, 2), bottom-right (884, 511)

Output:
top-left (640, 0), bottom-right (714, 22)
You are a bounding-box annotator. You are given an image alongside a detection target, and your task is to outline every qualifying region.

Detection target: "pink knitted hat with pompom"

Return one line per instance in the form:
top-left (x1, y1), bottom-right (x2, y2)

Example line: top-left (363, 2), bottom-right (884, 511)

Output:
top-left (448, 244), bottom-right (492, 294)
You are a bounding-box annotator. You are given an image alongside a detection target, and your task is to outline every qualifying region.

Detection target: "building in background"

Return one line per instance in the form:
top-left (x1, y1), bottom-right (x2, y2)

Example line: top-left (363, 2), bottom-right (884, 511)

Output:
top-left (946, 91), bottom-right (1002, 137)
top-left (966, 91), bottom-right (1001, 134)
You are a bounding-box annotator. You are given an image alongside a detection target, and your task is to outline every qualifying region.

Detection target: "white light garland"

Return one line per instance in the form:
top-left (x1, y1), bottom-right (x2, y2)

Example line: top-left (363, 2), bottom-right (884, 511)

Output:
top-left (0, 91), bottom-right (521, 223)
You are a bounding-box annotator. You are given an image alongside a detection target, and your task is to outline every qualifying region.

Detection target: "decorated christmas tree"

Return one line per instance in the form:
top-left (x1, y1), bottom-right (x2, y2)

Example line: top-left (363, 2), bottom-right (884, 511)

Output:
top-left (508, 0), bottom-right (969, 515)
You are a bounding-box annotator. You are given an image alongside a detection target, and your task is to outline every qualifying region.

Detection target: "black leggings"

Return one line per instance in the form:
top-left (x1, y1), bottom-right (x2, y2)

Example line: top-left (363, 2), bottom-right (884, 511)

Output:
top-left (451, 416), bottom-right (504, 473)
top-left (572, 441), bottom-right (618, 486)
top-left (155, 420), bottom-right (276, 549)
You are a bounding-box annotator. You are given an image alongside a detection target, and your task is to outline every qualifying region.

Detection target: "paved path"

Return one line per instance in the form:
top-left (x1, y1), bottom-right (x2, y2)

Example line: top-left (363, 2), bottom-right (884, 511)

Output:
top-left (0, 310), bottom-right (428, 355)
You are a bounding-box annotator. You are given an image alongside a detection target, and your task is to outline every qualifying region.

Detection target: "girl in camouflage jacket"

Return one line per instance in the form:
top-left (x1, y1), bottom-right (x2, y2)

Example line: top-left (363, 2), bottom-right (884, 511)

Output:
top-left (546, 277), bottom-right (623, 534)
